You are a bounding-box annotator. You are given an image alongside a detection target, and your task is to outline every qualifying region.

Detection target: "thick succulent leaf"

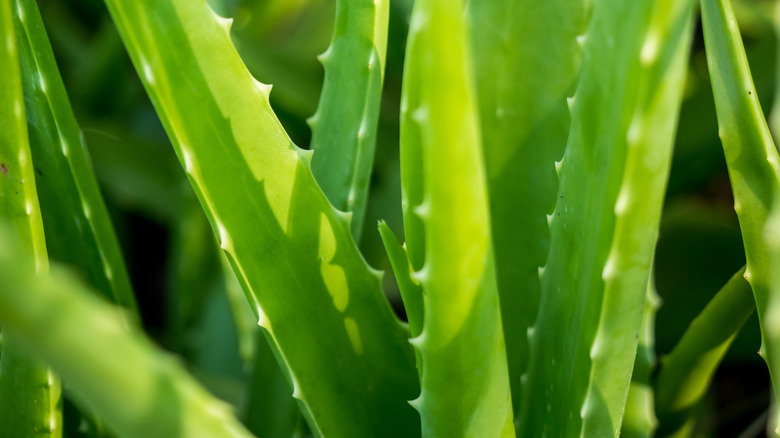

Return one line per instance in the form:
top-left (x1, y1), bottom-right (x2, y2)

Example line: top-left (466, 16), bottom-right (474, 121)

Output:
top-left (517, 0), bottom-right (693, 435)
top-left (771, 2), bottom-right (780, 143)
top-left (579, 1), bottom-right (695, 434)
top-left (12, 0), bottom-right (137, 313)
top-left (0, 231), bottom-right (255, 438)
top-left (309, 0), bottom-right (389, 241)
top-left (0, 0), bottom-right (46, 270)
top-left (621, 271), bottom-right (661, 438)
top-left (700, 0), bottom-right (780, 416)
top-left (100, 0), bottom-right (420, 436)
top-left (378, 221), bottom-right (423, 337)
top-left (465, 0), bottom-right (587, 414)
top-left (654, 267), bottom-right (754, 436)
top-left (399, 0), bottom-right (514, 435)
top-left (765, 195), bottom-right (780, 436)
top-left (0, 1), bottom-right (61, 435)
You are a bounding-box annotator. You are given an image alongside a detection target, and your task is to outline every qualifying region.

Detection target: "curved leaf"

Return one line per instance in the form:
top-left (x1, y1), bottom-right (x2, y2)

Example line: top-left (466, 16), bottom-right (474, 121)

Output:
top-left (309, 0), bottom-right (389, 241)
top-left (0, 1), bottom-right (61, 435)
top-left (466, 0), bottom-right (587, 414)
top-left (400, 0), bottom-right (514, 435)
top-left (517, 0), bottom-right (693, 435)
top-left (13, 0), bottom-right (138, 313)
top-left (0, 231), bottom-right (255, 438)
top-left (100, 0), bottom-right (420, 436)
top-left (701, 0), bottom-right (780, 424)
top-left (655, 266), bottom-right (754, 436)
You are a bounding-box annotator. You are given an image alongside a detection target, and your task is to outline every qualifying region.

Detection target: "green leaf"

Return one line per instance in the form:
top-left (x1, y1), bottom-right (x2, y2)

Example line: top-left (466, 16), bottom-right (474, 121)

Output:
top-left (517, 0), bottom-right (694, 435)
top-left (378, 220), bottom-right (423, 338)
top-left (621, 271), bottom-right (661, 438)
top-left (0, 0), bottom-right (61, 434)
top-left (579, 1), bottom-right (695, 434)
top-left (465, 0), bottom-right (588, 415)
top-left (700, 0), bottom-right (780, 421)
top-left (0, 230), bottom-right (255, 438)
top-left (0, 0), bottom-right (46, 270)
top-left (309, 0), bottom-right (389, 241)
top-left (100, 0), bottom-right (420, 436)
top-left (13, 0), bottom-right (138, 314)
top-left (399, 0), bottom-right (514, 435)
top-left (655, 266), bottom-right (754, 436)
top-left (765, 194), bottom-right (780, 436)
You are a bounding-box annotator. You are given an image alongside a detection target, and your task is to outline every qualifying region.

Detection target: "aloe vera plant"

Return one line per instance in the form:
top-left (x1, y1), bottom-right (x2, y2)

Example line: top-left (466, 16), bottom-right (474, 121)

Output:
top-left (1, 0), bottom-right (780, 436)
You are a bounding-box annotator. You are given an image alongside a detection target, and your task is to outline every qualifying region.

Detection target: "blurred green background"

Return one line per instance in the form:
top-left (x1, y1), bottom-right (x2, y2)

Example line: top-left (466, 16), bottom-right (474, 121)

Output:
top-left (33, 0), bottom-right (779, 435)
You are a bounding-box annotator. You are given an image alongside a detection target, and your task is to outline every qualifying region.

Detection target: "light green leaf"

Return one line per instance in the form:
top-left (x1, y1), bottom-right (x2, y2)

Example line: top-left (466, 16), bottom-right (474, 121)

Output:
top-left (378, 220), bottom-right (423, 338)
top-left (399, 0), bottom-right (514, 435)
top-left (655, 267), bottom-right (754, 436)
top-left (517, 0), bottom-right (694, 435)
top-left (701, 0), bottom-right (780, 425)
top-left (621, 271), bottom-right (661, 438)
top-left (465, 0), bottom-right (587, 414)
top-left (0, 0), bottom-right (61, 434)
top-left (309, 0), bottom-right (389, 241)
top-left (100, 0), bottom-right (420, 436)
top-left (13, 0), bottom-right (138, 313)
top-left (0, 230), bottom-right (255, 438)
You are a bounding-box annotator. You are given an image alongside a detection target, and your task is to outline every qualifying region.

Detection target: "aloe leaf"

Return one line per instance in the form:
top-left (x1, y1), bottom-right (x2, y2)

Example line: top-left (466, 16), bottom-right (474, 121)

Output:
top-left (655, 266), bottom-right (754, 436)
top-left (12, 0), bottom-right (138, 313)
top-left (465, 0), bottom-right (587, 414)
top-left (0, 1), bottom-right (61, 435)
top-left (700, 0), bottom-right (780, 416)
top-left (579, 1), bottom-right (695, 435)
top-left (516, 0), bottom-right (694, 435)
top-left (399, 0), bottom-right (513, 435)
top-left (766, 196), bottom-right (780, 436)
top-left (378, 221), bottom-right (423, 337)
top-left (309, 0), bottom-right (389, 241)
top-left (621, 270), bottom-right (661, 438)
top-left (0, 0), bottom-right (46, 272)
top-left (771, 2), bottom-right (780, 142)
top-left (100, 0), bottom-right (420, 436)
top-left (0, 231), bottom-right (255, 438)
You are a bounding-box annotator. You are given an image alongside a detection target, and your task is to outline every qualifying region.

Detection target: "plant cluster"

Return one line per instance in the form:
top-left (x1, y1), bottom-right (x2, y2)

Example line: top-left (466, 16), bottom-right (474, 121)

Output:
top-left (1, 0), bottom-right (779, 437)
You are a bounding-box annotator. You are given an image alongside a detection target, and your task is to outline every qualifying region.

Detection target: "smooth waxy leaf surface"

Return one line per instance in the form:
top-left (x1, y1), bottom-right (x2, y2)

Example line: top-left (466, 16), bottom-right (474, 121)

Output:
top-left (100, 0), bottom-right (420, 436)
top-left (765, 194), bottom-right (780, 436)
top-left (0, 1), bottom-right (61, 435)
top-left (399, 0), bottom-right (513, 435)
top-left (13, 0), bottom-right (137, 313)
top-left (517, 0), bottom-right (693, 435)
top-left (310, 0), bottom-right (389, 241)
top-left (465, 0), bottom-right (587, 414)
top-left (378, 221), bottom-right (423, 338)
top-left (655, 267), bottom-right (754, 436)
top-left (701, 0), bottom-right (780, 422)
top-left (579, 1), bottom-right (694, 434)
top-left (621, 272), bottom-right (660, 438)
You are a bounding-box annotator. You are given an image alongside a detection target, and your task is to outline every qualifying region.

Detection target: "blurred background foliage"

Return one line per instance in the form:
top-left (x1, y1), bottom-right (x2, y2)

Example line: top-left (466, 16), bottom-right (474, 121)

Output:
top-left (32, 0), bottom-right (779, 435)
